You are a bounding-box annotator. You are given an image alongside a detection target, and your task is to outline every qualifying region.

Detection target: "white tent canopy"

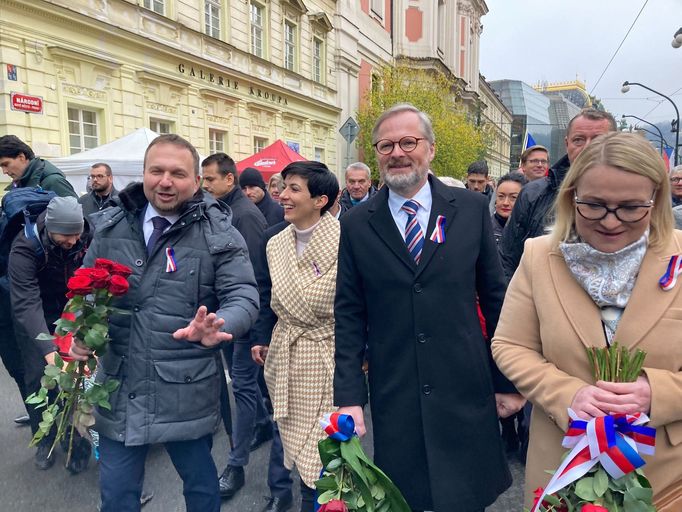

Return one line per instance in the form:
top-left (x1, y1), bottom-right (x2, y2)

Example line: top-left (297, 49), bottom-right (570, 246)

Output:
top-left (52, 128), bottom-right (159, 195)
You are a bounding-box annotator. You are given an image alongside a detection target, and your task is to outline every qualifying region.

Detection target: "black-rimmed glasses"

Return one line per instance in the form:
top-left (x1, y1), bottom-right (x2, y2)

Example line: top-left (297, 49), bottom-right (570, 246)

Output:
top-left (373, 136), bottom-right (427, 155)
top-left (574, 194), bottom-right (654, 223)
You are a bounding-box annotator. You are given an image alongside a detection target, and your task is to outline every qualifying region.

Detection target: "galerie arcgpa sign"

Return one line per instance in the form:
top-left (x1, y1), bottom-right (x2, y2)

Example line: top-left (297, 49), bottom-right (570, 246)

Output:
top-left (10, 92), bottom-right (43, 113)
top-left (177, 63), bottom-right (289, 105)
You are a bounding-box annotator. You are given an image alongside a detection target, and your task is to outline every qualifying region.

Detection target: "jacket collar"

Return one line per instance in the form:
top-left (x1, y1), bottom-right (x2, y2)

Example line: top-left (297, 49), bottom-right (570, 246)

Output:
top-left (547, 154), bottom-right (571, 191)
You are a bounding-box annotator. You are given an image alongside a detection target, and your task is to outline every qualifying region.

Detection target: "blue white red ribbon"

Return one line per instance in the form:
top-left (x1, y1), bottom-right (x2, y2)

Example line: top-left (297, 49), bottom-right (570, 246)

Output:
top-left (165, 247), bottom-right (177, 273)
top-left (533, 409), bottom-right (655, 512)
top-left (429, 215), bottom-right (446, 244)
top-left (320, 412), bottom-right (356, 442)
top-left (659, 255), bottom-right (682, 290)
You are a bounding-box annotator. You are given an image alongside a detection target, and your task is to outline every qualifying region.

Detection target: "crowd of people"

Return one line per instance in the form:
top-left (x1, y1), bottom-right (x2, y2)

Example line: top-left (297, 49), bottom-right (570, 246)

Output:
top-left (0, 101), bottom-right (680, 512)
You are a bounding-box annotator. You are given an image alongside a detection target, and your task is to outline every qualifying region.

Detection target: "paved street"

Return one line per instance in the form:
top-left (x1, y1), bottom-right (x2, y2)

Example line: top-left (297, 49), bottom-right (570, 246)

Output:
top-left (0, 366), bottom-right (523, 511)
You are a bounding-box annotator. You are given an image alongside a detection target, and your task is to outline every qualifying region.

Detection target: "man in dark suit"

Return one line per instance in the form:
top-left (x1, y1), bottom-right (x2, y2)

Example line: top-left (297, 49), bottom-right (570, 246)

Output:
top-left (333, 104), bottom-right (525, 512)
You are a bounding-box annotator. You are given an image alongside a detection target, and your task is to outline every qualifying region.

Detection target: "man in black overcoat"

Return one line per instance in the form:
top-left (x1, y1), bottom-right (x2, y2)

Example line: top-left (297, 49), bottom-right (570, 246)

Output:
top-left (333, 104), bottom-right (525, 512)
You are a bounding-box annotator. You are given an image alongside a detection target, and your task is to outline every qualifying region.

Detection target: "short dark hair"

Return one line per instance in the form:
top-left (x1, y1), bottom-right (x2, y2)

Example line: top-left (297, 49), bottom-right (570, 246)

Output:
top-left (467, 160), bottom-right (489, 176)
top-left (497, 173), bottom-right (527, 188)
top-left (281, 161), bottom-right (340, 215)
top-left (91, 162), bottom-right (112, 175)
top-left (144, 134), bottom-right (200, 175)
top-left (0, 135), bottom-right (35, 160)
top-left (201, 153), bottom-right (238, 181)
top-left (567, 108), bottom-right (617, 134)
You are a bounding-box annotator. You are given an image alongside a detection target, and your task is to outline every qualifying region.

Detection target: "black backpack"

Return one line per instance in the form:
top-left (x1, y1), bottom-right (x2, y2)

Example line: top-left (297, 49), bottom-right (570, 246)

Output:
top-left (0, 187), bottom-right (56, 278)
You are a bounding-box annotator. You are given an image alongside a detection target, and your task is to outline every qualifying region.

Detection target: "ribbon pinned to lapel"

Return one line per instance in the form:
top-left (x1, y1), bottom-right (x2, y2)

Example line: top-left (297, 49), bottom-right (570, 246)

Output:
top-left (532, 409), bottom-right (655, 512)
top-left (429, 215), bottom-right (446, 244)
top-left (165, 247), bottom-right (177, 273)
top-left (320, 412), bottom-right (356, 442)
top-left (659, 254), bottom-right (682, 291)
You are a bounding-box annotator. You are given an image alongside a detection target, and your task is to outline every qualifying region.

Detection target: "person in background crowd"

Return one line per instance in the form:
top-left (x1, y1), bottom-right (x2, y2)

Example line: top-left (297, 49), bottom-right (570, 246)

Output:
top-left (79, 163), bottom-right (118, 217)
top-left (493, 132), bottom-right (682, 510)
top-left (334, 103), bottom-right (522, 512)
top-left (492, 173), bottom-right (527, 245)
top-left (9, 197), bottom-right (91, 471)
top-left (499, 108), bottom-right (617, 281)
top-left (257, 161), bottom-right (340, 512)
top-left (0, 135), bottom-right (77, 427)
top-left (268, 173), bottom-right (284, 202)
top-left (241, 167), bottom-right (285, 226)
top-left (68, 134), bottom-right (259, 512)
top-left (669, 165), bottom-right (682, 207)
top-left (339, 162), bottom-right (377, 214)
top-left (200, 152), bottom-right (273, 501)
top-left (519, 145), bottom-right (550, 182)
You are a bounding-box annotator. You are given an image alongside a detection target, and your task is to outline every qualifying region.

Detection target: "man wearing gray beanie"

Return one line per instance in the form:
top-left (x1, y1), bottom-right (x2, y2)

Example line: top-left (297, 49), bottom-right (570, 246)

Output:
top-left (8, 196), bottom-right (91, 472)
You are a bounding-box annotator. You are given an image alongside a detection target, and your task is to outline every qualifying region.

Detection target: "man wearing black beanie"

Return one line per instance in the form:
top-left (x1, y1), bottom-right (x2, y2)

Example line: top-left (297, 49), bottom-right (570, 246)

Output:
top-left (240, 167), bottom-right (284, 227)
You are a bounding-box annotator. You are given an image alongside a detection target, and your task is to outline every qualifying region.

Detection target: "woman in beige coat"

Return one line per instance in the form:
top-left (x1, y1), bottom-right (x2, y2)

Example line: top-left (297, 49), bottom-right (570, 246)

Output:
top-left (263, 161), bottom-right (340, 512)
top-left (492, 132), bottom-right (682, 511)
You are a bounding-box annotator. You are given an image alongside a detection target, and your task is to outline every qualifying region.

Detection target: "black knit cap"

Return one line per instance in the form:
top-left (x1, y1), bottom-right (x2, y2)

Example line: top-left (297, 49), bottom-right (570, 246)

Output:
top-left (239, 167), bottom-right (266, 190)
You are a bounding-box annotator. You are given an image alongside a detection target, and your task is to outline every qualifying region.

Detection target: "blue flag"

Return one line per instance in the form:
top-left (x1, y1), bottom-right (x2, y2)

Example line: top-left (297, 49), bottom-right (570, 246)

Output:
top-left (523, 131), bottom-right (537, 151)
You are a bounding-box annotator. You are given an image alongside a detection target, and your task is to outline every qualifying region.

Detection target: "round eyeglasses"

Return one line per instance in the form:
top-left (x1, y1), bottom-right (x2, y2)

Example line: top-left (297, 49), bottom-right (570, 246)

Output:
top-left (373, 136), bottom-right (427, 155)
top-left (574, 195), bottom-right (654, 223)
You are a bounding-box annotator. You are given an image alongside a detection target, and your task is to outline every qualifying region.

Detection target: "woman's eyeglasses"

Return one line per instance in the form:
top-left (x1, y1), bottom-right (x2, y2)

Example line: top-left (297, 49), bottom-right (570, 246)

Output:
top-left (574, 195), bottom-right (654, 223)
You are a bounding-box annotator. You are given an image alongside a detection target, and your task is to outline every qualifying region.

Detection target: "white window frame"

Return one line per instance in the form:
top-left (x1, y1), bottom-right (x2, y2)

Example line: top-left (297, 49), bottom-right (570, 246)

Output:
top-left (370, 0), bottom-right (384, 19)
top-left (209, 129), bottom-right (226, 154)
top-left (284, 20), bottom-right (297, 71)
top-left (205, 0), bottom-right (221, 39)
top-left (314, 146), bottom-right (324, 163)
top-left (253, 136), bottom-right (268, 154)
top-left (68, 106), bottom-right (99, 155)
top-left (142, 0), bottom-right (165, 15)
top-left (150, 118), bottom-right (173, 134)
top-left (312, 36), bottom-right (324, 84)
top-left (250, 1), bottom-right (266, 58)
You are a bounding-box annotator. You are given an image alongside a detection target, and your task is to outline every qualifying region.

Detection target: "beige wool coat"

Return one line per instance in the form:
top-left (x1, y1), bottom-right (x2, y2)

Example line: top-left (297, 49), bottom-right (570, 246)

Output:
top-left (264, 212), bottom-right (339, 487)
top-left (492, 233), bottom-right (682, 510)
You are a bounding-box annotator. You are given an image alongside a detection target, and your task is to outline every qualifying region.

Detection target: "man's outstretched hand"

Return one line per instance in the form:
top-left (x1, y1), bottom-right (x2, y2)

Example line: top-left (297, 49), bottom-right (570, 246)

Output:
top-left (173, 306), bottom-right (233, 347)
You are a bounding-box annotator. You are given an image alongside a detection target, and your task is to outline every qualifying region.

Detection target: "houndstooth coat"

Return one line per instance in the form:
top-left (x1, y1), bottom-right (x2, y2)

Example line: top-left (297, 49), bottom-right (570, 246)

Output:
top-left (264, 212), bottom-right (340, 487)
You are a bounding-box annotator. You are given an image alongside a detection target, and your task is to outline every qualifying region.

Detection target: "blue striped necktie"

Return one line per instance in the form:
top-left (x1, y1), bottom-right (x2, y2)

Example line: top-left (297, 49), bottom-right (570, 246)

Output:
top-left (401, 200), bottom-right (424, 264)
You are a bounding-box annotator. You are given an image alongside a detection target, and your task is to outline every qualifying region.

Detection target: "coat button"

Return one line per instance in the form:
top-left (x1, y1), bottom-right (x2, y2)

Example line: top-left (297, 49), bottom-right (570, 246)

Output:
top-left (134, 259), bottom-right (143, 267)
top-left (417, 333), bottom-right (427, 343)
top-left (414, 283), bottom-right (422, 293)
top-left (133, 306), bottom-right (140, 312)
top-left (128, 393), bottom-right (136, 399)
top-left (422, 385), bottom-right (432, 395)
top-left (184, 376), bottom-right (192, 383)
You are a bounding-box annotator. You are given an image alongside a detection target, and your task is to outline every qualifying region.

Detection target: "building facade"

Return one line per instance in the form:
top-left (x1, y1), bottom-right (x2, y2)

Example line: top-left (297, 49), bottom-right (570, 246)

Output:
top-left (1, 0), bottom-right (340, 188)
top-left (477, 75), bottom-right (512, 178)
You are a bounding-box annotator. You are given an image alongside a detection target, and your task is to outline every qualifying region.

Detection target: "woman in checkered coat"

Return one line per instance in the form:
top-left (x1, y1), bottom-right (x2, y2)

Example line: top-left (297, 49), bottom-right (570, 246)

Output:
top-left (263, 161), bottom-right (340, 512)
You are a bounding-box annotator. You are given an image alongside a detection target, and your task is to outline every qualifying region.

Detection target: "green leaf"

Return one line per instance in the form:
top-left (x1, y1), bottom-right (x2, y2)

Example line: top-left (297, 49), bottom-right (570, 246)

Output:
top-left (318, 438), bottom-right (341, 467)
top-left (317, 489), bottom-right (336, 505)
top-left (593, 468), bottom-right (609, 497)
top-left (104, 379), bottom-right (120, 393)
top-left (98, 399), bottom-right (111, 410)
top-left (326, 457), bottom-right (343, 471)
top-left (44, 365), bottom-right (61, 378)
top-left (84, 328), bottom-right (107, 350)
top-left (314, 475), bottom-right (338, 492)
top-left (623, 493), bottom-right (651, 512)
top-left (575, 477), bottom-right (598, 501)
top-left (628, 486), bottom-right (653, 502)
top-left (36, 332), bottom-right (55, 341)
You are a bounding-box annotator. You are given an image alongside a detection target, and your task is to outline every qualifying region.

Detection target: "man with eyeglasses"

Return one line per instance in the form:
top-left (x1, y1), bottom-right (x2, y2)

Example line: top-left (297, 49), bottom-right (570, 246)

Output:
top-left (78, 162), bottom-right (118, 217)
top-left (669, 165), bottom-right (682, 207)
top-left (499, 108), bottom-right (617, 282)
top-left (333, 103), bottom-right (521, 512)
top-left (519, 145), bottom-right (549, 182)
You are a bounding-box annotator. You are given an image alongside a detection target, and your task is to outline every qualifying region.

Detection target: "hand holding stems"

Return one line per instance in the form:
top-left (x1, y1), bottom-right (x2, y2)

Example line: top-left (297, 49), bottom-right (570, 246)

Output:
top-left (495, 393), bottom-right (526, 418)
top-left (570, 375), bottom-right (652, 420)
top-left (251, 345), bottom-right (269, 366)
top-left (173, 306), bottom-right (233, 347)
top-left (337, 405), bottom-right (366, 437)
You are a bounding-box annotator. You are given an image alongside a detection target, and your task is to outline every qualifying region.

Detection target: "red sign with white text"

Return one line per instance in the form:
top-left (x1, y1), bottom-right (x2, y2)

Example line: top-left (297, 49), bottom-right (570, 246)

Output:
top-left (10, 92), bottom-right (43, 113)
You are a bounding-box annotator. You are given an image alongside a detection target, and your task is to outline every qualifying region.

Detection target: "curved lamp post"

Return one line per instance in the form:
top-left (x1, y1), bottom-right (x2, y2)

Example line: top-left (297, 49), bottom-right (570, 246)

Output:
top-left (622, 114), bottom-right (665, 155)
top-left (622, 81), bottom-right (680, 166)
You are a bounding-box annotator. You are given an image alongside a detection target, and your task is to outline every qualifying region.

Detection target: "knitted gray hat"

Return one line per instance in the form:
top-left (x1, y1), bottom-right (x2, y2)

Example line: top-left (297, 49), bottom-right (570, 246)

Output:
top-left (45, 196), bottom-right (84, 235)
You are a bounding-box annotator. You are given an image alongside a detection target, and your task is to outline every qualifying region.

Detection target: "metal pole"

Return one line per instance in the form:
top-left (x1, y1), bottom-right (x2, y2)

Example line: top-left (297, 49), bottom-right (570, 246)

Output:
top-left (622, 114), bottom-right (665, 156)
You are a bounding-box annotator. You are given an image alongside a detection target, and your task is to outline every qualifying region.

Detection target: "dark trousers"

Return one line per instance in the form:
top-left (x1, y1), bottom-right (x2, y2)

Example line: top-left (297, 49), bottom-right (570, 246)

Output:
top-left (300, 479), bottom-right (315, 512)
top-left (222, 340), bottom-right (270, 467)
top-left (99, 434), bottom-right (220, 512)
top-left (0, 289), bottom-right (27, 405)
top-left (269, 422), bottom-right (293, 499)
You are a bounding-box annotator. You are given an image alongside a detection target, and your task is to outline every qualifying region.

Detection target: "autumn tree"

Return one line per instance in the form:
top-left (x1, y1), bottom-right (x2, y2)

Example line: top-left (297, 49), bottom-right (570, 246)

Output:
top-left (356, 65), bottom-right (490, 181)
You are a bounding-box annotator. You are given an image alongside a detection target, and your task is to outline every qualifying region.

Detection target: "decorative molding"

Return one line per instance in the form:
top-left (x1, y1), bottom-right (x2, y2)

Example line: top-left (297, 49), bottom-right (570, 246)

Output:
top-left (207, 114), bottom-right (230, 125)
top-left (62, 84), bottom-right (107, 101)
top-left (146, 102), bottom-right (177, 115)
top-left (249, 108), bottom-right (276, 134)
top-left (309, 12), bottom-right (333, 32)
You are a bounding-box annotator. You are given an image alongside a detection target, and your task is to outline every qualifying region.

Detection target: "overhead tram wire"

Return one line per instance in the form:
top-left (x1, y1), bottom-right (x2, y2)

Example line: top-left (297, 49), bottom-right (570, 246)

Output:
top-left (589, 0), bottom-right (649, 95)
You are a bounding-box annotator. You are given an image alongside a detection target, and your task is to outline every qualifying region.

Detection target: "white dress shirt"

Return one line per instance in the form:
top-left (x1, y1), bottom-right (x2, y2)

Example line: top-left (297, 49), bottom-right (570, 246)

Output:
top-left (387, 179), bottom-right (432, 241)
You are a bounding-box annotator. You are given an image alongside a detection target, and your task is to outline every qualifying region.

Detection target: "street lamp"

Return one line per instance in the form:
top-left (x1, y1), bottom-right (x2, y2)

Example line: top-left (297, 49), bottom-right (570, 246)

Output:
top-left (672, 28), bottom-right (682, 49)
top-left (622, 81), bottom-right (680, 166)
top-left (635, 126), bottom-right (670, 155)
top-left (622, 114), bottom-right (665, 155)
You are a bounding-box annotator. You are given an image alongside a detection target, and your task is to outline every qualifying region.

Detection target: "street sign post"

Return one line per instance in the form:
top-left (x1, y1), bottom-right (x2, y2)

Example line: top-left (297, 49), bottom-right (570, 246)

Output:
top-left (339, 117), bottom-right (360, 168)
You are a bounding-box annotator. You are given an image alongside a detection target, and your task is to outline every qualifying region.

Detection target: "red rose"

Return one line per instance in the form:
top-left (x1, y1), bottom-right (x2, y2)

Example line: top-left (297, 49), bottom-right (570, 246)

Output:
top-left (581, 506), bottom-right (609, 512)
top-left (73, 268), bottom-right (94, 277)
top-left (95, 258), bottom-right (115, 271)
top-left (67, 275), bottom-right (94, 295)
top-left (108, 274), bottom-right (130, 296)
top-left (61, 312), bottom-right (76, 322)
top-left (53, 333), bottom-right (74, 362)
top-left (89, 268), bottom-right (111, 288)
top-left (110, 262), bottom-right (133, 278)
top-left (319, 500), bottom-right (348, 512)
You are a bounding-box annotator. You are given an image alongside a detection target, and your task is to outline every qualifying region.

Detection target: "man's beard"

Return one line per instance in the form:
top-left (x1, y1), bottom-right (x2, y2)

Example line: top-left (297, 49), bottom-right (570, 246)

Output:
top-left (381, 162), bottom-right (427, 196)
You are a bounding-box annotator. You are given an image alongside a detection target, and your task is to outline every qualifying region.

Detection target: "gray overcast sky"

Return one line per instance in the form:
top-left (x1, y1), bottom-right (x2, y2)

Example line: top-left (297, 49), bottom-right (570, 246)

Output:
top-left (480, 0), bottom-right (682, 129)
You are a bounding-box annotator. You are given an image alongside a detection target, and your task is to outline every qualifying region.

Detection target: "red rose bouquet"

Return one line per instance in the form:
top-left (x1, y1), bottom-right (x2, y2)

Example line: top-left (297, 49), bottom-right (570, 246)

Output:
top-left (530, 343), bottom-right (657, 512)
top-left (315, 413), bottom-right (411, 512)
top-left (26, 258), bottom-right (132, 464)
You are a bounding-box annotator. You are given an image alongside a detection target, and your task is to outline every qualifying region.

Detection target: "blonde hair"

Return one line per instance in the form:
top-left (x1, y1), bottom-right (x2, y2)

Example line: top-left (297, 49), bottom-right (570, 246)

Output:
top-left (551, 131), bottom-right (673, 250)
top-left (268, 173), bottom-right (284, 193)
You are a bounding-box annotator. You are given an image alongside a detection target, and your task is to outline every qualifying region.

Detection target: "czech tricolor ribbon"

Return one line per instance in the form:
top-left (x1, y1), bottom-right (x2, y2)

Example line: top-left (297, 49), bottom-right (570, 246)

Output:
top-left (532, 409), bottom-right (655, 512)
top-left (659, 254), bottom-right (682, 291)
top-left (429, 215), bottom-right (446, 244)
top-left (319, 412), bottom-right (356, 442)
top-left (165, 247), bottom-right (177, 273)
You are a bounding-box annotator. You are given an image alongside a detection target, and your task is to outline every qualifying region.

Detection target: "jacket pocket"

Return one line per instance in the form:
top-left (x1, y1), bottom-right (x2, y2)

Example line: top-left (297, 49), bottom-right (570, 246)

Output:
top-left (96, 353), bottom-right (125, 417)
top-left (665, 420), bottom-right (682, 446)
top-left (152, 356), bottom-right (220, 423)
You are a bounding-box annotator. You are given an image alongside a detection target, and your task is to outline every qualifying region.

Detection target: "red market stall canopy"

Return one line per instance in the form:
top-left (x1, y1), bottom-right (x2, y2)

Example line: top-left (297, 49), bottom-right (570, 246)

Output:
top-left (236, 140), bottom-right (307, 181)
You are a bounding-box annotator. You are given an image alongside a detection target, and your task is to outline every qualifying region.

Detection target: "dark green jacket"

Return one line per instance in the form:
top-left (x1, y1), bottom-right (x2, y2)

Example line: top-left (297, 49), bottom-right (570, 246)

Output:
top-left (10, 158), bottom-right (76, 198)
